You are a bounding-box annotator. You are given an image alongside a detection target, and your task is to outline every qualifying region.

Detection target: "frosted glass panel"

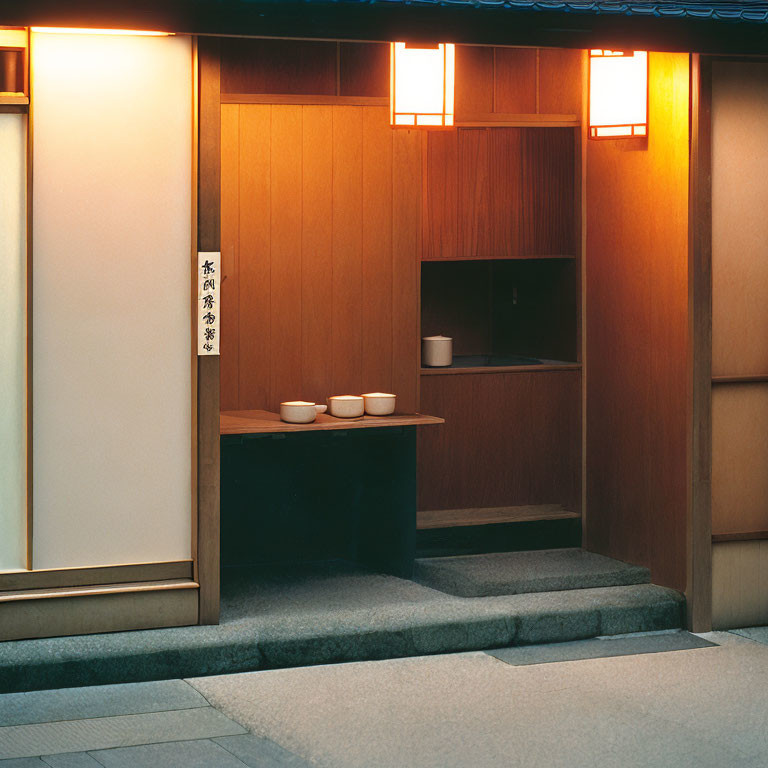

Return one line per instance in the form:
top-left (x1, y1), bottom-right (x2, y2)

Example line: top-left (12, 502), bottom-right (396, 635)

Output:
top-left (0, 114), bottom-right (26, 572)
top-left (32, 32), bottom-right (192, 568)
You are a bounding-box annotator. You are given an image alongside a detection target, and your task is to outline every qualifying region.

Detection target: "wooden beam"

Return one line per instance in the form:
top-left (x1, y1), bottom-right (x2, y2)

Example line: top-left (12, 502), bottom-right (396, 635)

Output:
top-left (197, 36), bottom-right (221, 625)
top-left (0, 560), bottom-right (194, 592)
top-left (687, 53), bottom-right (713, 632)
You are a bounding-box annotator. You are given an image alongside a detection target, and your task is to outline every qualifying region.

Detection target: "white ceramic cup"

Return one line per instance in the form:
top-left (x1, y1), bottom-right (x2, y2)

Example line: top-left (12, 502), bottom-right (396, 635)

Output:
top-left (280, 401), bottom-right (317, 424)
top-left (422, 335), bottom-right (453, 367)
top-left (362, 392), bottom-right (396, 416)
top-left (327, 395), bottom-right (365, 418)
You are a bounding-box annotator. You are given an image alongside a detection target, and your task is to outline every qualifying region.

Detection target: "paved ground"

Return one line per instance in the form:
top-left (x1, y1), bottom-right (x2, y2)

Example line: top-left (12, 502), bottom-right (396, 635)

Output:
top-left (1, 628), bottom-right (768, 767)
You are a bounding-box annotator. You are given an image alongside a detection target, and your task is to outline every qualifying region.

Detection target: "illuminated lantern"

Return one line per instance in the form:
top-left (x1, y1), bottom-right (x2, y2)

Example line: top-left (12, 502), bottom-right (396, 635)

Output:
top-left (390, 42), bottom-right (454, 127)
top-left (589, 50), bottom-right (648, 139)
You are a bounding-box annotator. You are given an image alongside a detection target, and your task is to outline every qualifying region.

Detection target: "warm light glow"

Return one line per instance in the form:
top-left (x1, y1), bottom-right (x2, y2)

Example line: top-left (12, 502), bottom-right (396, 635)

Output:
top-left (390, 42), bottom-right (454, 128)
top-left (0, 28), bottom-right (28, 48)
top-left (31, 27), bottom-right (172, 36)
top-left (589, 50), bottom-right (648, 139)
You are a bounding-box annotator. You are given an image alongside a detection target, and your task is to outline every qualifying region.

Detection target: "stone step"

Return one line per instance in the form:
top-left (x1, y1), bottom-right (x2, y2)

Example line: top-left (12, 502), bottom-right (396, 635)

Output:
top-left (414, 548), bottom-right (651, 597)
top-left (0, 561), bottom-right (683, 694)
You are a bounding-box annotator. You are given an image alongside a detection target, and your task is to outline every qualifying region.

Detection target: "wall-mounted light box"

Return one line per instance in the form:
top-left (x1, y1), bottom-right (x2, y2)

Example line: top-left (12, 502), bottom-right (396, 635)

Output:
top-left (589, 49), bottom-right (648, 139)
top-left (390, 42), bottom-right (455, 128)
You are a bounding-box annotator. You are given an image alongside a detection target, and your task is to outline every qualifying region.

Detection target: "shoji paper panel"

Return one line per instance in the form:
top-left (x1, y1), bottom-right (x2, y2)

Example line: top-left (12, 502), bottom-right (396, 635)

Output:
top-left (32, 32), bottom-right (192, 568)
top-left (0, 114), bottom-right (26, 571)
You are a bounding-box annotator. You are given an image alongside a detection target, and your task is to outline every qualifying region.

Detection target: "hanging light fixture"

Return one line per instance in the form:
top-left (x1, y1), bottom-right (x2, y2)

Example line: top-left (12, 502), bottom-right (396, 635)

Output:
top-left (390, 42), bottom-right (455, 128)
top-left (589, 50), bottom-right (648, 139)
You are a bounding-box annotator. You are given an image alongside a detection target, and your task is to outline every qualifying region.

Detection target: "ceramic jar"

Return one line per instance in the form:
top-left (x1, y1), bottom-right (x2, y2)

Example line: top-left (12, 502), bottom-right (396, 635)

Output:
top-left (422, 335), bottom-right (453, 367)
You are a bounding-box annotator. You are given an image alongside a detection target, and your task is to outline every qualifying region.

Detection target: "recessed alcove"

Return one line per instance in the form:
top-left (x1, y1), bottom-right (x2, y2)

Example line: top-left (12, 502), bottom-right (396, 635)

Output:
top-left (420, 258), bottom-right (579, 370)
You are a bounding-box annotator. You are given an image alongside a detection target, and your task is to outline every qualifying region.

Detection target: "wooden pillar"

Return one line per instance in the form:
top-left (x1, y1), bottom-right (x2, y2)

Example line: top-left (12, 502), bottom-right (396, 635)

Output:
top-left (197, 37), bottom-right (221, 624)
top-left (687, 54), bottom-right (713, 632)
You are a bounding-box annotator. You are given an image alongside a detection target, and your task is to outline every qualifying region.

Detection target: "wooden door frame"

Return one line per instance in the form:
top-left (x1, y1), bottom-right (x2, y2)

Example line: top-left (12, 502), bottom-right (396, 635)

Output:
top-left (687, 52), bottom-right (713, 632)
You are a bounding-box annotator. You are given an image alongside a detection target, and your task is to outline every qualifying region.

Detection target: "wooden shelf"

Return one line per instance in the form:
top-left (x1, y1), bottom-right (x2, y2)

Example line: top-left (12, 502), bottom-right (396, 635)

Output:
top-left (421, 363), bottom-right (581, 376)
top-left (220, 409), bottom-right (444, 436)
top-left (417, 504), bottom-right (579, 530)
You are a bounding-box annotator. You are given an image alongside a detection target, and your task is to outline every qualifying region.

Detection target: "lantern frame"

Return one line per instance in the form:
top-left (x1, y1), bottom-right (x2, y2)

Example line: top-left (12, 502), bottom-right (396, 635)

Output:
top-left (588, 49), bottom-right (649, 140)
top-left (390, 42), bottom-right (455, 129)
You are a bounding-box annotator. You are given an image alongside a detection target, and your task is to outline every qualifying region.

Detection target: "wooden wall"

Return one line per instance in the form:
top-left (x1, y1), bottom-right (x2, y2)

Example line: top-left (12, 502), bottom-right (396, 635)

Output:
top-left (218, 38), bottom-right (582, 120)
top-left (220, 104), bottom-right (420, 413)
top-left (712, 541), bottom-right (768, 629)
top-left (418, 370), bottom-right (581, 516)
top-left (710, 61), bottom-right (768, 627)
top-left (422, 128), bottom-right (577, 260)
top-left (585, 53), bottom-right (690, 592)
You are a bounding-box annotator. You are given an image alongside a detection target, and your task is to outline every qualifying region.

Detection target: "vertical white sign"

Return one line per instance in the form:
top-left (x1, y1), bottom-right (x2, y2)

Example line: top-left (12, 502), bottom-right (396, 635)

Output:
top-left (197, 251), bottom-right (220, 355)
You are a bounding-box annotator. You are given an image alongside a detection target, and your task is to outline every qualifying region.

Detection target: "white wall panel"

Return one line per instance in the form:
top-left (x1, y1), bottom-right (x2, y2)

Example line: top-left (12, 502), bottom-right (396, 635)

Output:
top-left (0, 114), bottom-right (27, 571)
top-left (32, 32), bottom-right (192, 568)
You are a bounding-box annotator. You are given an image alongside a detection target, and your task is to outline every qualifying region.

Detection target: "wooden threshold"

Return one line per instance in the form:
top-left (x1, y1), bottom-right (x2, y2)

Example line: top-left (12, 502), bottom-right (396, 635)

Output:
top-left (0, 559), bottom-right (193, 592)
top-left (0, 578), bottom-right (198, 603)
top-left (712, 374), bottom-right (768, 384)
top-left (417, 504), bottom-right (580, 530)
top-left (421, 363), bottom-right (581, 376)
top-left (712, 531), bottom-right (768, 543)
top-left (221, 409), bottom-right (444, 435)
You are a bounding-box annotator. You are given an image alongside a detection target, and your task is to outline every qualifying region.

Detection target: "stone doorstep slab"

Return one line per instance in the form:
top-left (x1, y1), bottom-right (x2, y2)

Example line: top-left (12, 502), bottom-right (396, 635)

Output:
top-left (414, 548), bottom-right (651, 598)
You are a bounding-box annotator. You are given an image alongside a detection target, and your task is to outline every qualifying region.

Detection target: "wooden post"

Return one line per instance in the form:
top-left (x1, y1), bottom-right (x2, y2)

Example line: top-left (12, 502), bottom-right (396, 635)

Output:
top-left (197, 37), bottom-right (221, 624)
top-left (687, 53), bottom-right (713, 632)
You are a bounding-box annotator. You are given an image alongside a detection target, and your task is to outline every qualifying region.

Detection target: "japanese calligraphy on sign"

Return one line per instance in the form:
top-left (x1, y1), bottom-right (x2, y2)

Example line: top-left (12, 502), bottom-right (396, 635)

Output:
top-left (197, 251), bottom-right (220, 355)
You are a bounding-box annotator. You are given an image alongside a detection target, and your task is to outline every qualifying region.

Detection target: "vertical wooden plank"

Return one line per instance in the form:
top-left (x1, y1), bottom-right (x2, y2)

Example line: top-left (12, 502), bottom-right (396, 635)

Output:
top-left (392, 129), bottom-right (421, 413)
top-left (522, 128), bottom-right (575, 257)
top-left (301, 105), bottom-right (334, 405)
top-left (219, 104), bottom-right (240, 411)
top-left (457, 129), bottom-right (491, 259)
top-left (197, 37), bottom-right (220, 625)
top-left (495, 48), bottom-right (537, 114)
top-left (331, 105), bottom-right (363, 396)
top-left (538, 48), bottom-right (583, 115)
top-left (454, 45), bottom-right (494, 119)
top-left (361, 106), bottom-right (394, 395)
top-left (237, 104), bottom-right (272, 409)
top-left (488, 128), bottom-right (521, 259)
top-left (422, 131), bottom-right (458, 260)
top-left (269, 105), bottom-right (303, 410)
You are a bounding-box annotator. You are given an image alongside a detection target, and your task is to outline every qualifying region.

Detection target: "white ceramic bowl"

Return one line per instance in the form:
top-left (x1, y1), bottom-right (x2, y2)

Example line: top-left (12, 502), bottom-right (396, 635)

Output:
top-left (314, 404), bottom-right (327, 414)
top-left (327, 395), bottom-right (364, 418)
top-left (362, 392), bottom-right (396, 416)
top-left (280, 401), bottom-right (317, 424)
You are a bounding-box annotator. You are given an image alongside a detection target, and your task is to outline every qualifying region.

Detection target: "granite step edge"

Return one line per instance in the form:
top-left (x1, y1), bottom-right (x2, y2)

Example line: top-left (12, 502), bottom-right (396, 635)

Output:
top-left (0, 584), bottom-right (684, 693)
